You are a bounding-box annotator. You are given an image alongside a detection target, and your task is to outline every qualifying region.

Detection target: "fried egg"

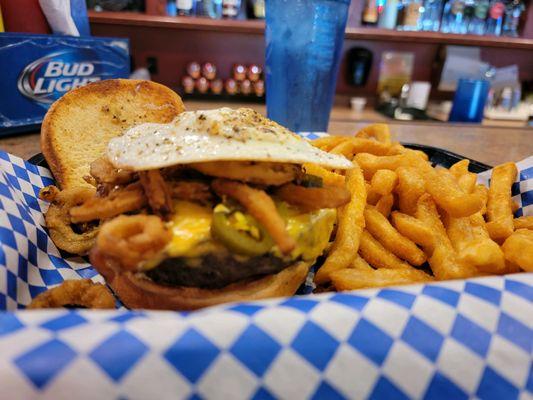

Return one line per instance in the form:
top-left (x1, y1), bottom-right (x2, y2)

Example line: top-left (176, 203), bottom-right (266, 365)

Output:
top-left (107, 108), bottom-right (353, 171)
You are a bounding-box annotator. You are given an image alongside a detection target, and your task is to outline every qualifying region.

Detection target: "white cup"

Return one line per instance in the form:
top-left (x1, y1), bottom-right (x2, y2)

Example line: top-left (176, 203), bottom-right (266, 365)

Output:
top-left (350, 97), bottom-right (367, 113)
top-left (406, 81), bottom-right (431, 110)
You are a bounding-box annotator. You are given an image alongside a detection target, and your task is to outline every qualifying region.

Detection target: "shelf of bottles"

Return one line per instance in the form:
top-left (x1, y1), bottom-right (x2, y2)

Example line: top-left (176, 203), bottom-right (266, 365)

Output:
top-left (88, 1), bottom-right (533, 49)
top-left (162, 0), bottom-right (264, 20)
top-left (361, 0), bottom-right (527, 38)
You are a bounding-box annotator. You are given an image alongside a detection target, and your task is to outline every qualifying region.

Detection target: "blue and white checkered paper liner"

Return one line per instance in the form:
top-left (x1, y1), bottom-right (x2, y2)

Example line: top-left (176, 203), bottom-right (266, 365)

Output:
top-left (0, 147), bottom-right (532, 399)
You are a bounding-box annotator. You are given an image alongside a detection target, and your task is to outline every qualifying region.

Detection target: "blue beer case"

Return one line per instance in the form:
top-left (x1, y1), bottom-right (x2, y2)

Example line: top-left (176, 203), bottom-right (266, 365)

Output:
top-left (0, 33), bottom-right (130, 135)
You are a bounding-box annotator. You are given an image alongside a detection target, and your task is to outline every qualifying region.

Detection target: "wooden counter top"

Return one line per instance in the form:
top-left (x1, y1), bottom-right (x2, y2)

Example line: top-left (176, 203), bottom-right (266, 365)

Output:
top-left (1, 102), bottom-right (531, 166)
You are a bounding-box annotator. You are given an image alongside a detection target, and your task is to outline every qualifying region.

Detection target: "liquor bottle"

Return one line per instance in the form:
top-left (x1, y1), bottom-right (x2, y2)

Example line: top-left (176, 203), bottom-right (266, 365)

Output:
top-left (399, 0), bottom-right (422, 31)
top-left (440, 0), bottom-right (452, 32)
top-left (203, 0), bottom-right (223, 18)
top-left (419, 0), bottom-right (444, 31)
top-left (222, 0), bottom-right (241, 18)
top-left (378, 0), bottom-right (399, 29)
top-left (449, 0), bottom-right (466, 34)
top-left (362, 0), bottom-right (379, 26)
top-left (166, 0), bottom-right (177, 16)
top-left (195, 0), bottom-right (204, 15)
top-left (177, 0), bottom-right (196, 16)
top-left (468, 0), bottom-right (489, 34)
top-left (463, 0), bottom-right (476, 32)
top-left (502, 0), bottom-right (525, 37)
top-left (485, 0), bottom-right (505, 35)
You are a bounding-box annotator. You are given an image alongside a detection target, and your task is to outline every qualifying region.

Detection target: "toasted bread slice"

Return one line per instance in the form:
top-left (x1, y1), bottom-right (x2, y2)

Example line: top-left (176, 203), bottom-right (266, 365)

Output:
top-left (41, 79), bottom-right (185, 189)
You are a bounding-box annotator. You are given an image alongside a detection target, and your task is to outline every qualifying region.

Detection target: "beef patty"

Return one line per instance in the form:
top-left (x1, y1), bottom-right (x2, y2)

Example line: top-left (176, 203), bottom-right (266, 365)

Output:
top-left (145, 253), bottom-right (295, 289)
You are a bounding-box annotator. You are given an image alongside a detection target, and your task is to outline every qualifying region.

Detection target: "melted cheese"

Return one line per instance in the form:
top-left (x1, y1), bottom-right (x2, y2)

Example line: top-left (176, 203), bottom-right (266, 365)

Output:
top-left (166, 201), bottom-right (213, 258)
top-left (283, 208), bottom-right (337, 261)
top-left (150, 201), bottom-right (336, 269)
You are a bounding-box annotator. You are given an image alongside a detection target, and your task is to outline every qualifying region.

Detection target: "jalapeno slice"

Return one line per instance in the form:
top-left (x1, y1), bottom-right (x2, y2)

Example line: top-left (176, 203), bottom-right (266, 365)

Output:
top-left (211, 211), bottom-right (273, 256)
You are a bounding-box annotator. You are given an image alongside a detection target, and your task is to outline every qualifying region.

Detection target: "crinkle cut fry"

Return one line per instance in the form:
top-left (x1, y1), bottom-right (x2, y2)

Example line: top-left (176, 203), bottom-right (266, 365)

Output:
top-left (486, 162), bottom-right (518, 242)
top-left (314, 163), bottom-right (366, 284)
top-left (416, 194), bottom-right (477, 280)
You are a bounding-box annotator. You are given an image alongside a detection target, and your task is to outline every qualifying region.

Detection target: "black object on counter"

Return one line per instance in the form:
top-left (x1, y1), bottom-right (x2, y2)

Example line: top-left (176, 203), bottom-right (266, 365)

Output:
top-left (346, 47), bottom-right (373, 86)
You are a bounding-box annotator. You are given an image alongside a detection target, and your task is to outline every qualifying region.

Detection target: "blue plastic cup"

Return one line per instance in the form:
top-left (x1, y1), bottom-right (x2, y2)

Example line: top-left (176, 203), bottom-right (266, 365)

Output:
top-left (265, 0), bottom-right (351, 133)
top-left (449, 79), bottom-right (490, 123)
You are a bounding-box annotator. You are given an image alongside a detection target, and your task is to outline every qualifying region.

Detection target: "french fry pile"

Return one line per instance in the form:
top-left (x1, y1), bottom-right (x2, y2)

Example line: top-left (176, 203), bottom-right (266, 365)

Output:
top-left (312, 124), bottom-right (533, 291)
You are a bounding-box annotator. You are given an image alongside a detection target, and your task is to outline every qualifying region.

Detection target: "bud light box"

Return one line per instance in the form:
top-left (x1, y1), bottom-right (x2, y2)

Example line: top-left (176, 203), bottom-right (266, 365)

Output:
top-left (0, 33), bottom-right (130, 135)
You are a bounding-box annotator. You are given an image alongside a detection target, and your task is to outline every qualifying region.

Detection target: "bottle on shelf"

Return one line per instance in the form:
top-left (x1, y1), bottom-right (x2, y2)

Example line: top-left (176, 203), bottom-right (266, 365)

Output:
top-left (211, 79), bottom-right (223, 95)
top-left (177, 0), bottom-right (196, 16)
top-left (440, 0), bottom-right (452, 32)
top-left (398, 0), bottom-right (423, 31)
top-left (362, 0), bottom-right (379, 26)
top-left (253, 80), bottom-right (264, 97)
top-left (419, 0), bottom-right (444, 31)
top-left (222, 0), bottom-right (241, 18)
top-left (449, 0), bottom-right (467, 34)
top-left (166, 0), bottom-right (177, 16)
top-left (463, 0), bottom-right (476, 32)
top-left (201, 62), bottom-right (217, 80)
top-left (247, 65), bottom-right (263, 82)
top-left (502, 0), bottom-right (525, 37)
top-left (187, 61), bottom-right (202, 79)
top-left (378, 0), bottom-right (399, 29)
top-left (248, 0), bottom-right (265, 19)
top-left (468, 0), bottom-right (489, 35)
top-left (196, 0), bottom-right (204, 16)
top-left (485, 0), bottom-right (505, 35)
top-left (203, 0), bottom-right (223, 18)
top-left (181, 76), bottom-right (195, 94)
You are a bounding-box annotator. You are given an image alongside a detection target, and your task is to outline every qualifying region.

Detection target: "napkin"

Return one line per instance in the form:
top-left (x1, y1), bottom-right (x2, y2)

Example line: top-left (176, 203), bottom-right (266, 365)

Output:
top-left (0, 148), bottom-right (531, 399)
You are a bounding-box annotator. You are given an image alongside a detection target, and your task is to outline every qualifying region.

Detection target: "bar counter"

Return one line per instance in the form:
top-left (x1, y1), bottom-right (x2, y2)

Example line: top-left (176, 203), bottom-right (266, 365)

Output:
top-left (1, 101), bottom-right (531, 166)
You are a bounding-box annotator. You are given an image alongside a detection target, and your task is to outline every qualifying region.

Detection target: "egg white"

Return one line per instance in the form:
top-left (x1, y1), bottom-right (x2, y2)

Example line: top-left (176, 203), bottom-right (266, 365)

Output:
top-left (107, 108), bottom-right (353, 171)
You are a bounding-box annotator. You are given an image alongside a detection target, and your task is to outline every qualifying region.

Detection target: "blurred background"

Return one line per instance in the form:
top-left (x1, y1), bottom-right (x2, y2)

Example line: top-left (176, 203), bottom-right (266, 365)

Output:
top-left (1, 0), bottom-right (532, 129)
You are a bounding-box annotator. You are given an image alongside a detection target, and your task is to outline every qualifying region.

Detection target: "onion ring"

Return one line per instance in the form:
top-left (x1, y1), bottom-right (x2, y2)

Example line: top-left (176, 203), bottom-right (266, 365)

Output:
top-left (70, 182), bottom-right (146, 223)
top-left (139, 170), bottom-right (173, 219)
top-left (170, 180), bottom-right (213, 205)
top-left (44, 186), bottom-right (100, 255)
top-left (39, 185), bottom-right (60, 203)
top-left (275, 183), bottom-right (351, 211)
top-left (27, 279), bottom-right (115, 309)
top-left (211, 179), bottom-right (296, 255)
top-left (193, 161), bottom-right (297, 186)
top-left (90, 156), bottom-right (135, 185)
top-left (97, 214), bottom-right (171, 271)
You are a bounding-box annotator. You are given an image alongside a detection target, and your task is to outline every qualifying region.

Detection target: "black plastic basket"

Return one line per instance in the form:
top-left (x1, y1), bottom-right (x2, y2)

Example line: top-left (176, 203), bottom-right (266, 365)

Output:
top-left (28, 144), bottom-right (492, 172)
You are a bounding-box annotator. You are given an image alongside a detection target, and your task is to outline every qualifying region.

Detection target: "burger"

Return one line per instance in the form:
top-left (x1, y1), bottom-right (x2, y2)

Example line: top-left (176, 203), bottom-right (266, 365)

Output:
top-left (74, 108), bottom-right (353, 309)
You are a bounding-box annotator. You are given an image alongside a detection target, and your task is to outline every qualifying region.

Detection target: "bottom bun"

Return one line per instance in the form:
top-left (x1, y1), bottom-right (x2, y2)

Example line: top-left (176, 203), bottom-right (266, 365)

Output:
top-left (90, 247), bottom-right (310, 310)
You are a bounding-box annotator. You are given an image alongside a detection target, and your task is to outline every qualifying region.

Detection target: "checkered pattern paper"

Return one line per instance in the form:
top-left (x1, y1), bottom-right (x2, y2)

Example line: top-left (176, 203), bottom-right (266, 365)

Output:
top-left (0, 147), bottom-right (532, 400)
top-left (478, 156), bottom-right (533, 218)
top-left (0, 152), bottom-right (101, 311)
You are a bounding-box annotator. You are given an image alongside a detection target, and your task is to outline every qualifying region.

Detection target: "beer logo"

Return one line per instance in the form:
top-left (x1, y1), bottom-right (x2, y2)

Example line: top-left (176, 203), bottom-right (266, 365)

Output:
top-left (17, 50), bottom-right (103, 104)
